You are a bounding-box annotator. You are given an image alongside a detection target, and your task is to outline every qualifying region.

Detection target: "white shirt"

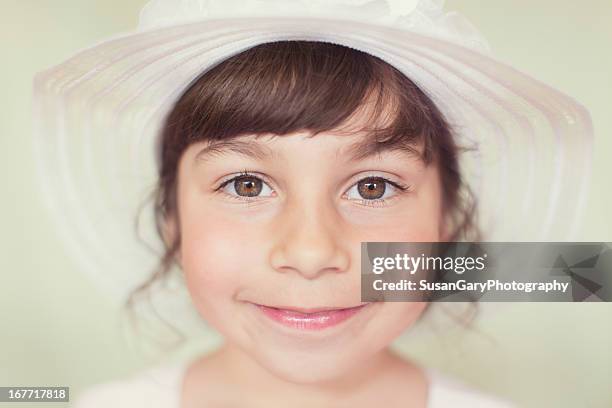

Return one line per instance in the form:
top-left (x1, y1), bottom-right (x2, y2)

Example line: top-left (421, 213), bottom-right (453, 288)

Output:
top-left (72, 361), bottom-right (517, 407)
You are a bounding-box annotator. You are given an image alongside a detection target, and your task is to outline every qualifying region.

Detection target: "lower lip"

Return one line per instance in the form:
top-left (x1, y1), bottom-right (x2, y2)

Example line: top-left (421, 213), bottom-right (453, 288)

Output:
top-left (254, 304), bottom-right (369, 331)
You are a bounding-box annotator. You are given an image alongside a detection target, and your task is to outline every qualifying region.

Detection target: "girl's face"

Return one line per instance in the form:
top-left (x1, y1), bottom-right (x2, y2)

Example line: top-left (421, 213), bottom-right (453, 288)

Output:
top-left (173, 128), bottom-right (444, 383)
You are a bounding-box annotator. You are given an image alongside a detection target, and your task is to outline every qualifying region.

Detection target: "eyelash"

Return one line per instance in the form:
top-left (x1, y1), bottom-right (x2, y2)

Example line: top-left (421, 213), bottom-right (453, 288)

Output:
top-left (214, 170), bottom-right (411, 207)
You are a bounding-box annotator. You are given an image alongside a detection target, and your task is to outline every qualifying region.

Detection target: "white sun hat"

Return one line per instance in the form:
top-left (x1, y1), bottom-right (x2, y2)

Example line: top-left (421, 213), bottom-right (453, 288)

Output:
top-left (32, 0), bottom-right (593, 304)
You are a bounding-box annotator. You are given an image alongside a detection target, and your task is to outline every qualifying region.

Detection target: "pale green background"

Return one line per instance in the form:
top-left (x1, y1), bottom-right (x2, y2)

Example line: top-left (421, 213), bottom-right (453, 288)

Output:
top-left (1, 1), bottom-right (611, 407)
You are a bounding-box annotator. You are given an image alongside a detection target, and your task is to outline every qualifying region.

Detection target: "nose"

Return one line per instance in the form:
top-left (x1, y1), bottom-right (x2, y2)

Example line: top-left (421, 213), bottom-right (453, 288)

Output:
top-left (269, 198), bottom-right (350, 280)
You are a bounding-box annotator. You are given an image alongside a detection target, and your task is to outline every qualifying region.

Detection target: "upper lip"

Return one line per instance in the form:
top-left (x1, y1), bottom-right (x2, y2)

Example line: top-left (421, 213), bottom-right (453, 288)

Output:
top-left (253, 303), bottom-right (369, 314)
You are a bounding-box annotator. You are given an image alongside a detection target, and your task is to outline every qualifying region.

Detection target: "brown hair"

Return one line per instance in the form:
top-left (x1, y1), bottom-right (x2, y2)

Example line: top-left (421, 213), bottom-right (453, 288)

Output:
top-left (127, 40), bottom-right (479, 333)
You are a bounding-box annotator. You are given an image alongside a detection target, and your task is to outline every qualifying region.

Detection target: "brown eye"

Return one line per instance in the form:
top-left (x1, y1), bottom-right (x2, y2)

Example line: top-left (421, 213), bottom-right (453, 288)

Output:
top-left (234, 176), bottom-right (263, 197)
top-left (357, 177), bottom-right (386, 200)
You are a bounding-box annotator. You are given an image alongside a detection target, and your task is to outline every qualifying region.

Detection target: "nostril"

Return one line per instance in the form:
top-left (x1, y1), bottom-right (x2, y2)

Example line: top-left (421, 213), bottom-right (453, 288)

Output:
top-left (269, 241), bottom-right (350, 279)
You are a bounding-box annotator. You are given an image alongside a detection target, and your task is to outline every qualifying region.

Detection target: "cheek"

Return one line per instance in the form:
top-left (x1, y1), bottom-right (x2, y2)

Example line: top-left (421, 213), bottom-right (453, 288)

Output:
top-left (365, 214), bottom-right (441, 242)
top-left (347, 199), bottom-right (443, 243)
top-left (178, 208), bottom-right (263, 317)
top-left (378, 302), bottom-right (427, 333)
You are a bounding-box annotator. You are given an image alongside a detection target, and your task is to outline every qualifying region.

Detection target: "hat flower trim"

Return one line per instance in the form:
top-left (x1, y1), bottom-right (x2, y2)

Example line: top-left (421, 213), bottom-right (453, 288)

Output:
top-left (139, 0), bottom-right (490, 52)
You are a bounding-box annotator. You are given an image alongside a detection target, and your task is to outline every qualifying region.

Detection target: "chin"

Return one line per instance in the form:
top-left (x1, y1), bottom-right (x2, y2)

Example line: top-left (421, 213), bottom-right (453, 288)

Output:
top-left (252, 344), bottom-right (369, 385)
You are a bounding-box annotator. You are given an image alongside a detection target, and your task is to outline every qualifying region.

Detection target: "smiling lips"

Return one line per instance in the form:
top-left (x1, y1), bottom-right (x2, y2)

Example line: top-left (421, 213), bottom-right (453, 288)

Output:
top-left (255, 303), bottom-right (369, 330)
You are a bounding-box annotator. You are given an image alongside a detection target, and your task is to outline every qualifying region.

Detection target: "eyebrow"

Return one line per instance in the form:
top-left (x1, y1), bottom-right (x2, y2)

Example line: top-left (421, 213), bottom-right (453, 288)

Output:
top-left (194, 134), bottom-right (425, 164)
top-left (194, 139), bottom-right (275, 163)
top-left (343, 136), bottom-right (425, 163)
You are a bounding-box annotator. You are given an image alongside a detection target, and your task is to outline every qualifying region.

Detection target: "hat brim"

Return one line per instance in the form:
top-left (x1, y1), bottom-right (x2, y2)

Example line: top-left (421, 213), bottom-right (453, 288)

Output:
top-left (33, 17), bottom-right (593, 301)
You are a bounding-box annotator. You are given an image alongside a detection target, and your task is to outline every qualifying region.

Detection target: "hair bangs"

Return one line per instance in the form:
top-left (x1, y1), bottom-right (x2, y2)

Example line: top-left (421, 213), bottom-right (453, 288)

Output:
top-left (162, 41), bottom-right (445, 165)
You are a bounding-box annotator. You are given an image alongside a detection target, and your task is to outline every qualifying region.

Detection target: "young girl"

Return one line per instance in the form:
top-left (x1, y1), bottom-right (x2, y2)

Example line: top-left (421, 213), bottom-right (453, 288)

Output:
top-left (33, 0), bottom-right (592, 407)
